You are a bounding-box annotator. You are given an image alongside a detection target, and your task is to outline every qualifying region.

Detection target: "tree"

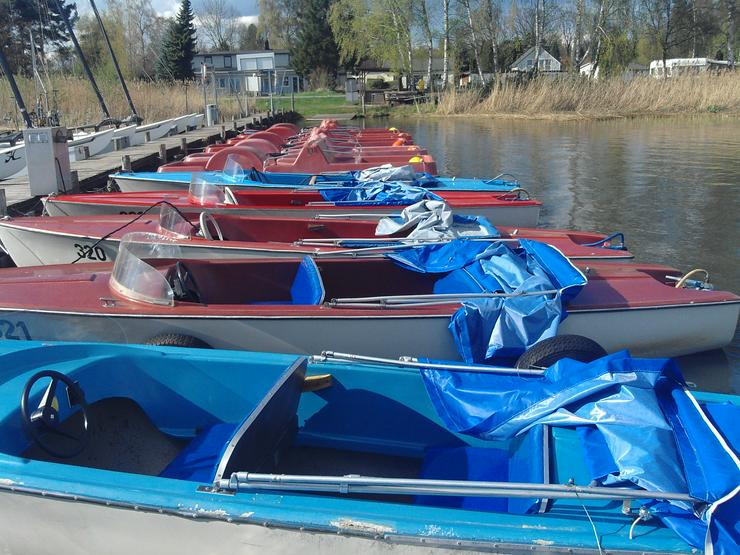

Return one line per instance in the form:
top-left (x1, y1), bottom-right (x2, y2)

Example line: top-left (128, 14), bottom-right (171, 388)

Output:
top-left (156, 0), bottom-right (197, 80)
top-left (0, 0), bottom-right (78, 74)
top-left (259, 0), bottom-right (301, 49)
top-left (237, 23), bottom-right (263, 50)
top-left (729, 0), bottom-right (736, 65)
top-left (291, 0), bottom-right (340, 86)
top-left (198, 0), bottom-right (237, 51)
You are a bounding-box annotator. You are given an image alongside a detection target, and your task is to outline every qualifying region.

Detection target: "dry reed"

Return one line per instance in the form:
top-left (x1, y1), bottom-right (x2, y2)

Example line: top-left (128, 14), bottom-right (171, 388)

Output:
top-left (0, 76), bottom-right (249, 129)
top-left (435, 72), bottom-right (740, 119)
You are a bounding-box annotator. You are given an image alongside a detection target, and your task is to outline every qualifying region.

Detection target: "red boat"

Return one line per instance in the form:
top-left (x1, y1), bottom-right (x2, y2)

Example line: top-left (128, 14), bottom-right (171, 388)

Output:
top-left (43, 185), bottom-right (541, 226)
top-left (157, 122), bottom-right (438, 174)
top-left (0, 209), bottom-right (631, 266)
top-left (0, 234), bottom-right (735, 359)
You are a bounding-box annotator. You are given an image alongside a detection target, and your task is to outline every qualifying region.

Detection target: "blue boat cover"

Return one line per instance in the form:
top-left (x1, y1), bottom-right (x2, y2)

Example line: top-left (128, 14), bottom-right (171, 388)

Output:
top-left (389, 239), bottom-right (586, 362)
top-left (419, 352), bottom-right (740, 554)
top-left (319, 182), bottom-right (443, 205)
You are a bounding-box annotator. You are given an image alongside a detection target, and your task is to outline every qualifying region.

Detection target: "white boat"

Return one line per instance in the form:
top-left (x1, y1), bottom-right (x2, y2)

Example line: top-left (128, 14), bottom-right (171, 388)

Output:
top-left (131, 118), bottom-right (174, 146)
top-left (0, 143), bottom-right (25, 180)
top-left (171, 114), bottom-right (192, 134)
top-left (188, 113), bottom-right (204, 129)
top-left (68, 128), bottom-right (115, 161)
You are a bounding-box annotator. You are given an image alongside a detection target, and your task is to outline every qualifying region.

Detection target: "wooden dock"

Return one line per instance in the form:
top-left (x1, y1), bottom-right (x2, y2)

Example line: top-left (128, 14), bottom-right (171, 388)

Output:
top-left (0, 113), bottom-right (290, 210)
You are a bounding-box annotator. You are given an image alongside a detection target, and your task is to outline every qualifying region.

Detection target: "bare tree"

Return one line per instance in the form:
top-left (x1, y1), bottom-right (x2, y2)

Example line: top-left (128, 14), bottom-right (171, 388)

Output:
top-left (461, 0), bottom-right (485, 82)
top-left (729, 0), bottom-right (736, 66)
top-left (442, 0), bottom-right (451, 88)
top-left (199, 0), bottom-right (238, 51)
top-left (573, 0), bottom-right (584, 70)
top-left (417, 0), bottom-right (435, 90)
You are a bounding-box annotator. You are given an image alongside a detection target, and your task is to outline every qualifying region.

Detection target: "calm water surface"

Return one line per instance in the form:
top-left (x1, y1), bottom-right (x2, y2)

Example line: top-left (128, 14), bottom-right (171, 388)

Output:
top-left (383, 116), bottom-right (740, 393)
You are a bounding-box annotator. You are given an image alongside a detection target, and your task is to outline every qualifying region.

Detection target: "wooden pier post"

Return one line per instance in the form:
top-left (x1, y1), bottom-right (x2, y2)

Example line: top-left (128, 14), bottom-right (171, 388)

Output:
top-left (82, 146), bottom-right (90, 160)
top-left (0, 189), bottom-right (6, 217)
top-left (220, 125), bottom-right (226, 140)
top-left (159, 144), bottom-right (167, 163)
top-left (121, 154), bottom-right (131, 172)
top-left (180, 137), bottom-right (188, 155)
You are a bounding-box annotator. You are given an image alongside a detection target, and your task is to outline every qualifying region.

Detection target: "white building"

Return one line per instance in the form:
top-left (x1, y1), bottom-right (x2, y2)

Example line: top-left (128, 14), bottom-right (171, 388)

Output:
top-left (649, 58), bottom-right (731, 78)
top-left (192, 50), bottom-right (303, 96)
top-left (510, 47), bottom-right (561, 73)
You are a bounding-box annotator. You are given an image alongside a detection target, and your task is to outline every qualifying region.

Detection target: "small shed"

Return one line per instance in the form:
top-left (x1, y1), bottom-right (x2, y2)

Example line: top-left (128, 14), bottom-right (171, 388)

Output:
top-left (510, 47), bottom-right (561, 73)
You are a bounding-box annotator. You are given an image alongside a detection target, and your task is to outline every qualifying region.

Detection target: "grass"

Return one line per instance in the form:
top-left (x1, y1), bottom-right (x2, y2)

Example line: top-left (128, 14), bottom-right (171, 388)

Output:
top-left (0, 75), bottom-right (270, 129)
top-left (254, 91), bottom-right (363, 118)
top-left (402, 72), bottom-right (740, 120)
top-left (3, 72), bottom-right (737, 129)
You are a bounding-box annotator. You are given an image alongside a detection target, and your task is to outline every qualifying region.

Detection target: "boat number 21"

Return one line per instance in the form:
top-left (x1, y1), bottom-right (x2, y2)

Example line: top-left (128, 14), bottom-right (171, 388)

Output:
top-left (0, 320), bottom-right (31, 340)
top-left (74, 243), bottom-right (108, 261)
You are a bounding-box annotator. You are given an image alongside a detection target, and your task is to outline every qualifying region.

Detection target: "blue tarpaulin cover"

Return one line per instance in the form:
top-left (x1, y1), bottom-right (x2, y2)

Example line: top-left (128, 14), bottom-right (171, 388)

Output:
top-left (319, 182), bottom-right (443, 206)
top-left (419, 352), bottom-right (740, 554)
top-left (389, 239), bottom-right (586, 362)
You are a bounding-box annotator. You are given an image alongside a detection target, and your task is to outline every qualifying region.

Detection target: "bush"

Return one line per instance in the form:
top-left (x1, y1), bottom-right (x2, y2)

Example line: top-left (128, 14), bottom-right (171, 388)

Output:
top-left (367, 78), bottom-right (390, 90)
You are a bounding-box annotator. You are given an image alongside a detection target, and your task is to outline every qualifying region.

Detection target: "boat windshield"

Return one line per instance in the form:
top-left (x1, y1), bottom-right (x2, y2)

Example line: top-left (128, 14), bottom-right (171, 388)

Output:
top-left (158, 204), bottom-right (194, 238)
top-left (222, 155), bottom-right (246, 181)
top-left (109, 232), bottom-right (182, 306)
top-left (188, 176), bottom-right (226, 206)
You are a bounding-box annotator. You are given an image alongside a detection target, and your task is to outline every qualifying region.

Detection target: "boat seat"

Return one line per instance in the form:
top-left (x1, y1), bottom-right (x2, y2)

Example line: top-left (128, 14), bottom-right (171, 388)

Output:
top-left (250, 256), bottom-right (325, 305)
top-left (160, 360), bottom-right (306, 483)
top-left (415, 425), bottom-right (544, 514)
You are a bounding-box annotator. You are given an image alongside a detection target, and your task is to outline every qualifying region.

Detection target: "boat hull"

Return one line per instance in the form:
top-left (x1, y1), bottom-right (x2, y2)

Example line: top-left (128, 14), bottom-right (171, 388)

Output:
top-left (69, 129), bottom-right (115, 161)
top-left (0, 224), bottom-right (632, 266)
top-left (42, 198), bottom-right (541, 227)
top-left (0, 144), bottom-right (25, 180)
top-left (0, 483), bottom-right (693, 555)
top-left (1, 300), bottom-right (736, 359)
top-left (111, 172), bottom-right (520, 193)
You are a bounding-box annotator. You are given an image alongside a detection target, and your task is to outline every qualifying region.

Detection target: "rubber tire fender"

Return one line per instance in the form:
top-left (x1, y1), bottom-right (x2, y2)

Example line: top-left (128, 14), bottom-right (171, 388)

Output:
top-left (515, 334), bottom-right (607, 370)
top-left (144, 334), bottom-right (212, 349)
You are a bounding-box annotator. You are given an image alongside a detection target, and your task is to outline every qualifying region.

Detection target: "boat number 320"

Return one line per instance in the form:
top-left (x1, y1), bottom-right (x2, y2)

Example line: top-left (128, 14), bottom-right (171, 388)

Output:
top-left (0, 320), bottom-right (31, 340)
top-left (74, 243), bottom-right (108, 261)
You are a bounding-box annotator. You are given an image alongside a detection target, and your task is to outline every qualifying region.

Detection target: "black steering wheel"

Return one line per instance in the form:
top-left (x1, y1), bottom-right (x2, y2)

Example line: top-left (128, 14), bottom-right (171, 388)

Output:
top-left (20, 370), bottom-right (90, 459)
top-left (169, 261), bottom-right (203, 303)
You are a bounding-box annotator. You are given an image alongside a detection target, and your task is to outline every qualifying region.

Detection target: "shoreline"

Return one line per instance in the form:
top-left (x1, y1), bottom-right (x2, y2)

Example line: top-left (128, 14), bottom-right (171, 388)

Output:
top-left (380, 107), bottom-right (740, 123)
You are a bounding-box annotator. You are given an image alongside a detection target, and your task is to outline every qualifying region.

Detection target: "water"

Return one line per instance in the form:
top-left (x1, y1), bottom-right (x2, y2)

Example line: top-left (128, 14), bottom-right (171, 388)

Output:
top-left (385, 115), bottom-right (740, 393)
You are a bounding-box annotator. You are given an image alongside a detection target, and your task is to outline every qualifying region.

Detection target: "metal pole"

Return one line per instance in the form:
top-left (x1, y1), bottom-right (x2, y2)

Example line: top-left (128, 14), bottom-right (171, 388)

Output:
top-left (222, 473), bottom-right (698, 503)
top-left (50, 0), bottom-right (111, 120)
top-left (201, 63), bottom-right (208, 115)
top-left (88, 0), bottom-right (139, 120)
top-left (0, 47), bottom-right (33, 127)
top-left (268, 70), bottom-right (274, 114)
top-left (313, 351), bottom-right (544, 376)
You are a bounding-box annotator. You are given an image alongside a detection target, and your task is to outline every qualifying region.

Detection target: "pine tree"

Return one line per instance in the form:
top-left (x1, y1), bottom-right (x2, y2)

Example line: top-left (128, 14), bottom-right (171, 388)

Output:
top-left (156, 0), bottom-right (197, 81)
top-left (290, 0), bottom-right (340, 85)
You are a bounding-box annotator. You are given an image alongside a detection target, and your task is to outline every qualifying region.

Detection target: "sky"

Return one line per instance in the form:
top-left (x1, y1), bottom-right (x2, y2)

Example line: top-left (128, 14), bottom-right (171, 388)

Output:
top-left (80, 0), bottom-right (260, 22)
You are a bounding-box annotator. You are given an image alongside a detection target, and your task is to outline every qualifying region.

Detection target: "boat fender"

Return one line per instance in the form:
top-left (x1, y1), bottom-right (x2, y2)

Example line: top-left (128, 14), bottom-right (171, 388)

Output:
top-left (515, 335), bottom-right (607, 370)
top-left (144, 334), bottom-right (212, 349)
top-left (408, 156), bottom-right (423, 163)
top-left (392, 138), bottom-right (405, 146)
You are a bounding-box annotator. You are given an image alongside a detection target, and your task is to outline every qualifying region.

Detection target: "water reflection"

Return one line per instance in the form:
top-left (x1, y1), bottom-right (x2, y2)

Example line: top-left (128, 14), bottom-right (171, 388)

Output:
top-left (387, 116), bottom-right (740, 393)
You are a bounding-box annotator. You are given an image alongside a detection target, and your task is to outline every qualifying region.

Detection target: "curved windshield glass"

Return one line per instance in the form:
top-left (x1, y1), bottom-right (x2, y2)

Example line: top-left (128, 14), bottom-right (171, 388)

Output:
top-left (223, 154), bottom-right (246, 181)
top-left (188, 176), bottom-right (225, 206)
top-left (109, 232), bottom-right (183, 306)
top-left (158, 204), bottom-right (194, 238)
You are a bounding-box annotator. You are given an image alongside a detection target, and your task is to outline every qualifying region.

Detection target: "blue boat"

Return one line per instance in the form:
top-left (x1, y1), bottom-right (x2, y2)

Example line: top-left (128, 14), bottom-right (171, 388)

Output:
top-left (0, 340), bottom-right (737, 553)
top-left (111, 167), bottom-right (521, 193)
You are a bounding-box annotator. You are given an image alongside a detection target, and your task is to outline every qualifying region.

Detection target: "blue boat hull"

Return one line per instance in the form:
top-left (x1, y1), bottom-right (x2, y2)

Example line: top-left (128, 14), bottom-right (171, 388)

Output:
top-left (0, 341), bottom-right (733, 553)
top-left (111, 170), bottom-right (519, 193)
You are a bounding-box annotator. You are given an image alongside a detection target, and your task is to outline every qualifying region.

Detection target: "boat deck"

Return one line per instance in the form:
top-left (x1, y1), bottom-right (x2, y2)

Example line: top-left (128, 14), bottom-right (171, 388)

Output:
top-left (0, 113), bottom-right (283, 210)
